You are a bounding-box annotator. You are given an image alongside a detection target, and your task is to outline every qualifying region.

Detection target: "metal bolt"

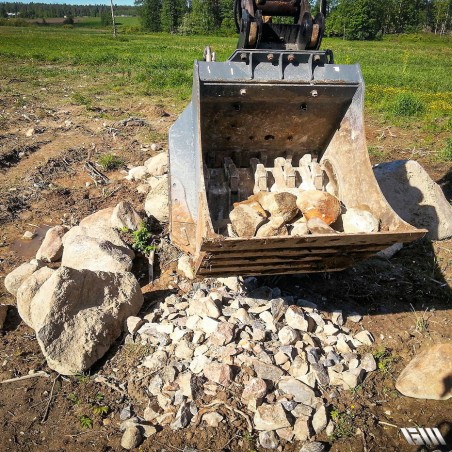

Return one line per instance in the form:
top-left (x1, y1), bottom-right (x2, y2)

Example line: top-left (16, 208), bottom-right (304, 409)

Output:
top-left (240, 89), bottom-right (247, 96)
top-left (288, 54), bottom-right (295, 63)
top-left (267, 53), bottom-right (274, 62)
top-left (311, 90), bottom-right (318, 97)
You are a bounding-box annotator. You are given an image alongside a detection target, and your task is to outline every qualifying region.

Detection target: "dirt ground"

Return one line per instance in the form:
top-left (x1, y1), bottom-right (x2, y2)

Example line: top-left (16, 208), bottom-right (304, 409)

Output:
top-left (0, 73), bottom-right (451, 452)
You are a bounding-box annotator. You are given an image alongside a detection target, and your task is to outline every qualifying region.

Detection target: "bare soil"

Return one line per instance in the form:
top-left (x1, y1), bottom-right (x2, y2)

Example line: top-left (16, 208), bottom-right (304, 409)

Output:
top-left (0, 72), bottom-right (451, 452)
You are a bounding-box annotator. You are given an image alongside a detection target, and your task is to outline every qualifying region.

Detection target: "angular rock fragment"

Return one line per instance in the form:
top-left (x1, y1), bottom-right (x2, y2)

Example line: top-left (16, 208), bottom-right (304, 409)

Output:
top-left (278, 377), bottom-right (316, 405)
top-left (257, 191), bottom-right (299, 222)
top-left (285, 306), bottom-right (309, 331)
top-left (230, 203), bottom-right (267, 237)
top-left (144, 175), bottom-right (169, 223)
top-left (278, 326), bottom-right (299, 345)
top-left (342, 208), bottom-right (379, 233)
top-left (297, 190), bottom-right (341, 225)
top-left (307, 218), bottom-right (336, 234)
top-left (254, 403), bottom-right (291, 431)
top-left (36, 225), bottom-right (67, 262)
top-left (204, 362), bottom-right (232, 386)
top-left (259, 430), bottom-right (279, 449)
top-left (144, 152), bottom-right (168, 177)
top-left (111, 201), bottom-right (143, 231)
top-left (256, 217), bottom-right (288, 237)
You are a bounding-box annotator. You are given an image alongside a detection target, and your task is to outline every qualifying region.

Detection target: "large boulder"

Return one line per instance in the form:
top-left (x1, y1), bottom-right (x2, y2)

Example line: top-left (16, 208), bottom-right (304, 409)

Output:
top-left (29, 266), bottom-right (143, 375)
top-left (16, 266), bottom-right (55, 327)
top-left (36, 225), bottom-right (67, 262)
top-left (4, 259), bottom-right (43, 296)
top-left (144, 175), bottom-right (169, 223)
top-left (395, 343), bottom-right (452, 400)
top-left (374, 160), bottom-right (452, 240)
top-left (62, 233), bottom-right (134, 273)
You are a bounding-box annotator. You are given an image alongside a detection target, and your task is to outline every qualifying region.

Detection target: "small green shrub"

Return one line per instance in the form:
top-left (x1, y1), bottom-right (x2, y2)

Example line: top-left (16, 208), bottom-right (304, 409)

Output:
top-left (392, 93), bottom-right (425, 117)
top-left (132, 224), bottom-right (156, 255)
top-left (329, 409), bottom-right (355, 440)
top-left (98, 154), bottom-right (125, 170)
top-left (79, 415), bottom-right (93, 429)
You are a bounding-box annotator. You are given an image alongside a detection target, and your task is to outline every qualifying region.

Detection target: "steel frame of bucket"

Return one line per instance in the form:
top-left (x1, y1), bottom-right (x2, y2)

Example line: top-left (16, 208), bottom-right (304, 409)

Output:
top-left (168, 49), bottom-right (426, 277)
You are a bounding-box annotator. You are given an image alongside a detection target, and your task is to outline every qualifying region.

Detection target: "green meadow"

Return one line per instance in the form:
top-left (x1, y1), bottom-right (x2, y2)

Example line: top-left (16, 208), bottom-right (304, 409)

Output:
top-left (0, 25), bottom-right (450, 156)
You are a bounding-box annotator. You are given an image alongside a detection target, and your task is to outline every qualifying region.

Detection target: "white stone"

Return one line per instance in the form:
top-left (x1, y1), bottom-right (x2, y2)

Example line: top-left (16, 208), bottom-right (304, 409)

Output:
top-left (254, 403), bottom-right (291, 431)
top-left (126, 166), bottom-right (148, 181)
top-left (4, 260), bottom-right (43, 296)
top-left (278, 326), bottom-right (299, 345)
top-left (342, 208), bottom-right (379, 233)
top-left (312, 405), bottom-right (327, 434)
top-left (285, 305), bottom-right (309, 331)
top-left (202, 412), bottom-right (223, 427)
top-left (144, 175), bottom-right (169, 223)
top-left (177, 255), bottom-right (194, 280)
top-left (187, 296), bottom-right (221, 319)
top-left (144, 152), bottom-right (168, 176)
top-left (354, 330), bottom-right (375, 346)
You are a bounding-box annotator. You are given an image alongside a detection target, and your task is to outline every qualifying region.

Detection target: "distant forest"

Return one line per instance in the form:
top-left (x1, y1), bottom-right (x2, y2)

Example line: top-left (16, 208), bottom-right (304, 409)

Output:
top-left (0, 2), bottom-right (137, 18)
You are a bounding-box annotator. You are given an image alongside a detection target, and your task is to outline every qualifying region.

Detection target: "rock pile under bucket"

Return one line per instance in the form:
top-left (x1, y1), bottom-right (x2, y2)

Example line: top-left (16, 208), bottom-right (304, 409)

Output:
top-left (119, 280), bottom-right (376, 449)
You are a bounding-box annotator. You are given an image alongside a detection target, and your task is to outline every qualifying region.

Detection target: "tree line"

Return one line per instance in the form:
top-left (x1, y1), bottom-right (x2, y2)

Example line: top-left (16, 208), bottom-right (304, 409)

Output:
top-left (0, 0), bottom-right (450, 38)
top-left (0, 2), bottom-right (137, 19)
top-left (136, 0), bottom-right (451, 38)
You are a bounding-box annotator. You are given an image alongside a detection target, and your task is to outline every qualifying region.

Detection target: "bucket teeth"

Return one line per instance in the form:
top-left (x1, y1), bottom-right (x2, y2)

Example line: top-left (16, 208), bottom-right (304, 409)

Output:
top-left (252, 158), bottom-right (268, 194)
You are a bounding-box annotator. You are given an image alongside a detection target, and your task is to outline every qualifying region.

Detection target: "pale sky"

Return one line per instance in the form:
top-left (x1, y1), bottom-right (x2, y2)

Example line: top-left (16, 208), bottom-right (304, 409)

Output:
top-left (3, 0), bottom-right (136, 5)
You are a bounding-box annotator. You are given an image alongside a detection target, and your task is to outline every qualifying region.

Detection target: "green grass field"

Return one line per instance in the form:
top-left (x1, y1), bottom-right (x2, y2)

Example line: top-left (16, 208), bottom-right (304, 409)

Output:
top-left (0, 25), bottom-right (450, 154)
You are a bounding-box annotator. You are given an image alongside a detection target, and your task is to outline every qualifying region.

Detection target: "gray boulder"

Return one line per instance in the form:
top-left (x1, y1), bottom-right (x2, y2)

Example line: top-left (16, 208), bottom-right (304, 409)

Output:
top-left (62, 227), bottom-right (134, 273)
top-left (29, 266), bottom-right (143, 375)
top-left (396, 343), bottom-right (452, 400)
top-left (374, 160), bottom-right (452, 240)
top-left (16, 266), bottom-right (55, 327)
top-left (4, 260), bottom-right (43, 296)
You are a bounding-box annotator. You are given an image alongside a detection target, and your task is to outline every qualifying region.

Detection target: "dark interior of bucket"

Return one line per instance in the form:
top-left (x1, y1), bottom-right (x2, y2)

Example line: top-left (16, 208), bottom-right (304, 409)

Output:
top-left (200, 83), bottom-right (358, 234)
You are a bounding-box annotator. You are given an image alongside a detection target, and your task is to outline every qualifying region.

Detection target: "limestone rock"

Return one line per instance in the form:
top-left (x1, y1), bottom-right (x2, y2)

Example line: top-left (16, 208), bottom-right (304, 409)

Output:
top-left (4, 260), bottom-right (43, 296)
top-left (177, 255), bottom-right (194, 280)
top-left (256, 217), bottom-right (289, 238)
top-left (293, 416), bottom-right (311, 441)
top-left (242, 377), bottom-right (267, 402)
top-left (29, 267), bottom-right (143, 375)
top-left (111, 201), bottom-right (142, 231)
top-left (291, 219), bottom-right (309, 236)
top-left (342, 208), bottom-right (379, 233)
top-left (144, 152), bottom-right (168, 177)
top-left (36, 225), bottom-right (67, 262)
top-left (16, 267), bottom-right (55, 328)
top-left (187, 296), bottom-right (221, 319)
top-left (297, 191), bottom-right (341, 225)
top-left (257, 192), bottom-right (298, 222)
top-left (126, 166), bottom-right (148, 181)
top-left (307, 218), bottom-right (336, 234)
top-left (312, 405), bottom-right (327, 434)
top-left (300, 442), bottom-right (326, 452)
top-left (230, 203), bottom-right (267, 237)
top-left (121, 426), bottom-right (143, 450)
top-left (259, 431), bottom-right (279, 449)
top-left (202, 412), bottom-right (223, 427)
top-left (144, 175), bottom-right (169, 223)
top-left (62, 232), bottom-right (134, 274)
top-left (210, 322), bottom-right (235, 346)
top-left (278, 326), bottom-right (299, 345)
top-left (374, 160), bottom-right (452, 239)
top-left (254, 403), bottom-right (291, 431)
top-left (252, 359), bottom-right (284, 382)
top-left (395, 343), bottom-right (452, 400)
top-left (278, 377), bottom-right (316, 405)
top-left (204, 363), bottom-right (232, 386)
top-left (79, 207), bottom-right (114, 229)
top-left (285, 306), bottom-right (309, 331)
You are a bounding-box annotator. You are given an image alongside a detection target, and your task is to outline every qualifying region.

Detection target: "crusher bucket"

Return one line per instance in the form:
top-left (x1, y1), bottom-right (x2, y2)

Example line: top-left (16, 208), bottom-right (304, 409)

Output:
top-left (168, 2), bottom-right (426, 277)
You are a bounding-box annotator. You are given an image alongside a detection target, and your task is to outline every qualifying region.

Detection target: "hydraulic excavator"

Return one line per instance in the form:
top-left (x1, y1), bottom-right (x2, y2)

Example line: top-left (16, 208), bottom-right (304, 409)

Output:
top-left (168, 0), bottom-right (426, 276)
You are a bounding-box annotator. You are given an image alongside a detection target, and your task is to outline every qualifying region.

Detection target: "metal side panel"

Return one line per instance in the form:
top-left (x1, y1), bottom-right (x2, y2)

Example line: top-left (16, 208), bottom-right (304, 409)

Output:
top-left (195, 230), bottom-right (427, 276)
